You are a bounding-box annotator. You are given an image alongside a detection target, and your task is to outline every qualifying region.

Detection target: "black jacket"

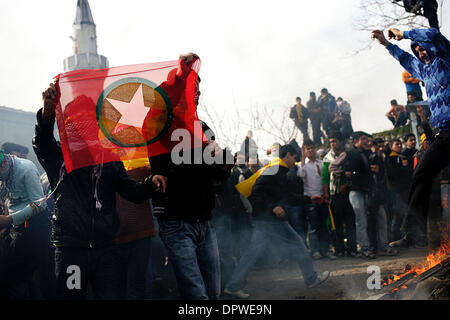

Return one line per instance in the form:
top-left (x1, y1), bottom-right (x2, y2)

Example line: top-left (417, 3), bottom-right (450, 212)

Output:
top-left (248, 165), bottom-right (290, 221)
top-left (343, 148), bottom-right (373, 193)
top-left (149, 121), bottom-right (233, 222)
top-left (386, 151), bottom-right (413, 193)
top-left (33, 109), bottom-right (154, 248)
top-left (286, 165), bottom-right (308, 206)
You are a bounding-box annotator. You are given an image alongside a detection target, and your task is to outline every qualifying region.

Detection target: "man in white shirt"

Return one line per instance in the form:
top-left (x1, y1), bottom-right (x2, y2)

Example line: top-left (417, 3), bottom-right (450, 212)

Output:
top-left (297, 140), bottom-right (335, 260)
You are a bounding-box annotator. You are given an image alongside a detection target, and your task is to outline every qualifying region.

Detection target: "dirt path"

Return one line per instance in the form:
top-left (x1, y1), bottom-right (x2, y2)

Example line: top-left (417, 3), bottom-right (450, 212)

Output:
top-left (228, 247), bottom-right (431, 300)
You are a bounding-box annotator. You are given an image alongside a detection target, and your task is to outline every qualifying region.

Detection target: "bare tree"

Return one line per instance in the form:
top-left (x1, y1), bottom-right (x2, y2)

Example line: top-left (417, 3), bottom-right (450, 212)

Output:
top-left (197, 98), bottom-right (302, 156)
top-left (352, 0), bottom-right (443, 54)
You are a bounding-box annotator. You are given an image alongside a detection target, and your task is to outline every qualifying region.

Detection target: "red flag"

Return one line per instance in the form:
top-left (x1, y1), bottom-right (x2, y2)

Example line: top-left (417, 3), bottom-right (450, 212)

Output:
top-left (54, 59), bottom-right (204, 173)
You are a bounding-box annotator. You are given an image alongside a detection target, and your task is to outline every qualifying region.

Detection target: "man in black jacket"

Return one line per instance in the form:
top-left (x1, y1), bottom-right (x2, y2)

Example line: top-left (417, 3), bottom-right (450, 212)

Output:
top-left (149, 64), bottom-right (234, 299)
top-left (223, 145), bottom-right (329, 299)
top-left (36, 84), bottom-right (164, 300)
top-left (344, 131), bottom-right (377, 259)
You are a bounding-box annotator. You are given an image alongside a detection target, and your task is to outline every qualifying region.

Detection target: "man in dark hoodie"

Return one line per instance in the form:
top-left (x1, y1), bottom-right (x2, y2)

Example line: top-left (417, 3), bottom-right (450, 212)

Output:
top-left (149, 54), bottom-right (234, 300)
top-left (223, 144), bottom-right (329, 299)
top-left (372, 27), bottom-right (450, 247)
top-left (34, 83), bottom-right (165, 300)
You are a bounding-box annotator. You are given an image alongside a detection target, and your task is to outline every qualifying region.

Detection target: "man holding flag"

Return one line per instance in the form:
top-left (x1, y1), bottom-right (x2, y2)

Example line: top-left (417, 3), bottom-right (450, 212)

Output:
top-left (224, 144), bottom-right (330, 299)
top-left (30, 53), bottom-right (201, 299)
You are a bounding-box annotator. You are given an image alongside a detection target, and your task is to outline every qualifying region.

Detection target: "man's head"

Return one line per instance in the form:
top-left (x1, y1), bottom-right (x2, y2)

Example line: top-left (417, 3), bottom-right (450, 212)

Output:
top-left (236, 151), bottom-right (246, 166)
top-left (352, 131), bottom-right (371, 150)
top-left (373, 137), bottom-right (385, 154)
top-left (320, 88), bottom-right (328, 98)
top-left (336, 97), bottom-right (343, 106)
top-left (279, 144), bottom-right (298, 168)
top-left (1, 142), bottom-right (29, 159)
top-left (247, 130), bottom-right (253, 139)
top-left (390, 139), bottom-right (403, 153)
top-left (309, 92), bottom-right (316, 100)
top-left (390, 99), bottom-right (398, 107)
top-left (404, 133), bottom-right (416, 148)
top-left (296, 97), bottom-right (301, 104)
top-left (328, 131), bottom-right (344, 153)
top-left (413, 44), bottom-right (431, 64)
top-left (407, 92), bottom-right (418, 103)
top-left (302, 139), bottom-right (316, 159)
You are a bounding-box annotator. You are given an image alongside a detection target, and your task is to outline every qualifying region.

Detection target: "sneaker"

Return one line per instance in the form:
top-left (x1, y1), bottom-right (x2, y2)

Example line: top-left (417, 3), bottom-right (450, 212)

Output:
top-left (361, 250), bottom-right (376, 259)
top-left (325, 252), bottom-right (337, 260)
top-left (307, 271), bottom-right (330, 289)
top-left (312, 252), bottom-right (323, 260)
top-left (378, 248), bottom-right (399, 256)
top-left (223, 288), bottom-right (250, 299)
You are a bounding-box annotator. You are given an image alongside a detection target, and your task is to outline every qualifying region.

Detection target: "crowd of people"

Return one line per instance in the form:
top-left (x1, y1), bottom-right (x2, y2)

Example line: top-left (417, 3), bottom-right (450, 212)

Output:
top-left (0, 25), bottom-right (448, 301)
top-left (289, 89), bottom-right (354, 146)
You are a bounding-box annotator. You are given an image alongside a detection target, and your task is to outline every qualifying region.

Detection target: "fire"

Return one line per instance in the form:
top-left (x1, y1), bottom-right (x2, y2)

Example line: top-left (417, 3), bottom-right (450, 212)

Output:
top-left (383, 223), bottom-right (450, 287)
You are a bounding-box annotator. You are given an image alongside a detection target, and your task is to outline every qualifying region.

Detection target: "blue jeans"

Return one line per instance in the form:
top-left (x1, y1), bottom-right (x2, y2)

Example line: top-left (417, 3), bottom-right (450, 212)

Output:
top-left (225, 220), bottom-right (317, 292)
top-left (116, 237), bottom-right (151, 300)
top-left (348, 191), bottom-right (370, 251)
top-left (212, 210), bottom-right (236, 289)
top-left (54, 245), bottom-right (123, 300)
top-left (158, 220), bottom-right (220, 300)
top-left (285, 205), bottom-right (307, 240)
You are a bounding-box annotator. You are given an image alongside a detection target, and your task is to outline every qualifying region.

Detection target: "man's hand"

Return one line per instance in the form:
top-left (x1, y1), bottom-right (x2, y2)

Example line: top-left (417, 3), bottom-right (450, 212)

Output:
top-left (42, 83), bottom-right (58, 121)
top-left (387, 28), bottom-right (404, 41)
top-left (176, 52), bottom-right (200, 78)
top-left (338, 184), bottom-right (348, 195)
top-left (370, 164), bottom-right (379, 174)
top-left (371, 30), bottom-right (390, 47)
top-left (273, 206), bottom-right (286, 218)
top-left (0, 215), bottom-right (12, 230)
top-left (152, 174), bottom-right (168, 193)
top-left (417, 105), bottom-right (427, 122)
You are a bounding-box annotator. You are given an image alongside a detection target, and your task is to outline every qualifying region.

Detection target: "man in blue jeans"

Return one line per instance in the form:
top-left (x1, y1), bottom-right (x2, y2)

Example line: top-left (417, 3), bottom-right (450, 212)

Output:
top-left (150, 53), bottom-right (234, 300)
top-left (224, 144), bottom-right (330, 299)
top-left (344, 131), bottom-right (377, 259)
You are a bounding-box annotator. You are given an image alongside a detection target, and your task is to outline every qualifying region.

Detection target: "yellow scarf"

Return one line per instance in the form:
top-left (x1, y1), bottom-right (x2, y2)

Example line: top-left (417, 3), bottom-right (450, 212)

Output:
top-left (235, 157), bottom-right (289, 198)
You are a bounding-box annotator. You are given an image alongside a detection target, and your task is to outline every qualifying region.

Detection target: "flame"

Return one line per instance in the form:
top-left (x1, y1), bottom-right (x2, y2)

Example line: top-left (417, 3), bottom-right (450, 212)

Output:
top-left (383, 223), bottom-right (450, 287)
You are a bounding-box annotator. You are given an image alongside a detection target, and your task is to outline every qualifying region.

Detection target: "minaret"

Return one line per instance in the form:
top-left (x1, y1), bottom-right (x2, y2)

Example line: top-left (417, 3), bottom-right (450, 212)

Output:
top-left (63, 0), bottom-right (109, 71)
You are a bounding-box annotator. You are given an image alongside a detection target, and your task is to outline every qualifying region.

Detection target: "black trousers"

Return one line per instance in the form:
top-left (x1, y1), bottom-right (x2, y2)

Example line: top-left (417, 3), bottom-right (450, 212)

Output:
top-left (404, 134), bottom-right (450, 243)
top-left (331, 193), bottom-right (357, 254)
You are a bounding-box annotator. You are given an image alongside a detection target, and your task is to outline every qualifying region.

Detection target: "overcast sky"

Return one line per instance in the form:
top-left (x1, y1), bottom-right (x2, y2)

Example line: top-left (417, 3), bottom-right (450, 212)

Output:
top-left (0, 0), bottom-right (449, 152)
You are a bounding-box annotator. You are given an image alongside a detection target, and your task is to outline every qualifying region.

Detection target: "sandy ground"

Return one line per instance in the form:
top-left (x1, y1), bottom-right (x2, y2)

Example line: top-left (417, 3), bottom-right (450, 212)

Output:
top-left (221, 247), bottom-right (432, 300)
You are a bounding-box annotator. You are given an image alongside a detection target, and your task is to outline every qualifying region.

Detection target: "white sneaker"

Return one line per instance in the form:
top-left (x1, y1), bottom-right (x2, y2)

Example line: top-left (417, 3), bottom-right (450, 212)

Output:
top-left (307, 271), bottom-right (330, 289)
top-left (223, 288), bottom-right (250, 299)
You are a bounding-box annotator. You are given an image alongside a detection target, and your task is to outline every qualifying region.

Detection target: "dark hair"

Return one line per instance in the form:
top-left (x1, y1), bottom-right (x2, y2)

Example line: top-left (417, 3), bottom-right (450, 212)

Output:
top-left (404, 133), bottom-right (416, 142)
top-left (296, 97), bottom-right (301, 100)
top-left (1, 142), bottom-right (29, 156)
top-left (302, 139), bottom-right (315, 148)
top-left (279, 144), bottom-right (298, 158)
top-left (310, 92), bottom-right (316, 96)
top-left (321, 88), bottom-right (328, 94)
top-left (389, 139), bottom-right (402, 147)
top-left (374, 137), bottom-right (384, 145)
top-left (336, 97), bottom-right (343, 101)
top-left (328, 131), bottom-right (344, 142)
top-left (352, 131), bottom-right (370, 141)
top-left (390, 99), bottom-right (398, 106)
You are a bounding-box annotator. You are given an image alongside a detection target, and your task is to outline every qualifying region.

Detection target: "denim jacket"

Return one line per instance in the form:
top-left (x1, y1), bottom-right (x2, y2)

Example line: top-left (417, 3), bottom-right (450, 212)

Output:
top-left (5, 157), bottom-right (45, 226)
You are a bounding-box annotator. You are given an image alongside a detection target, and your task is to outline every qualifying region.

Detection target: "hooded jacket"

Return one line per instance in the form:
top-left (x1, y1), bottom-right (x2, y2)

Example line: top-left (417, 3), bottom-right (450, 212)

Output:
top-left (33, 109), bottom-right (154, 248)
top-left (386, 28), bottom-right (449, 132)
